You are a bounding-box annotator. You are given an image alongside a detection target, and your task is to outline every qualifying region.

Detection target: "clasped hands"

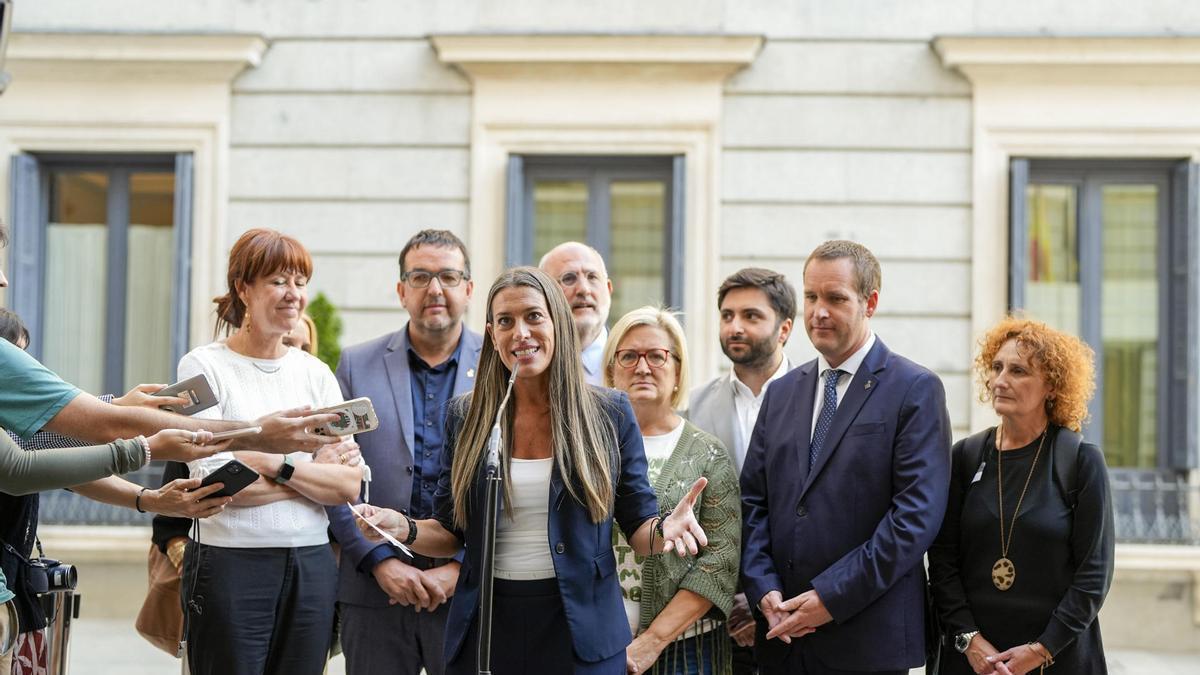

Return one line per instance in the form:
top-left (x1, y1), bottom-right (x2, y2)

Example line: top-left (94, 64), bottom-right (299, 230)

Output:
top-left (372, 558), bottom-right (459, 613)
top-left (964, 633), bottom-right (1050, 675)
top-left (759, 589), bottom-right (833, 643)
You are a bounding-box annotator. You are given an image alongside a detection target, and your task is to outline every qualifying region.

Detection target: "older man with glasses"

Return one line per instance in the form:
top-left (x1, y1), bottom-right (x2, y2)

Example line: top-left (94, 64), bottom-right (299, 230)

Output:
top-left (325, 230), bottom-right (482, 675)
top-left (539, 241), bottom-right (614, 386)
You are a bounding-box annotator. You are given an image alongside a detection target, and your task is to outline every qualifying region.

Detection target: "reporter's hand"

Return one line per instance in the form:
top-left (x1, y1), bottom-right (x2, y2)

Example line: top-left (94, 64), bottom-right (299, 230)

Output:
top-left (352, 504), bottom-right (406, 541)
top-left (372, 558), bottom-right (432, 610)
top-left (965, 633), bottom-right (1000, 674)
top-left (144, 478), bottom-right (231, 518)
top-left (114, 383), bottom-right (189, 410)
top-left (314, 439), bottom-right (361, 467)
top-left (252, 407), bottom-right (342, 453)
top-left (147, 429), bottom-right (231, 462)
top-left (727, 592), bottom-right (756, 648)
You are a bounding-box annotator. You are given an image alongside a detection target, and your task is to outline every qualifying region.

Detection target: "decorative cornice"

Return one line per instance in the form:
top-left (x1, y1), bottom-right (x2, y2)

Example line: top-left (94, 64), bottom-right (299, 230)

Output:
top-left (933, 35), bottom-right (1200, 82)
top-left (8, 32), bottom-right (268, 81)
top-left (431, 34), bottom-right (764, 79)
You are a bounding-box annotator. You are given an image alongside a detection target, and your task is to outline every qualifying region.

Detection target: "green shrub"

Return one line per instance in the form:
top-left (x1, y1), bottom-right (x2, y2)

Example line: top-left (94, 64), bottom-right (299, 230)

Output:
top-left (308, 292), bottom-right (343, 371)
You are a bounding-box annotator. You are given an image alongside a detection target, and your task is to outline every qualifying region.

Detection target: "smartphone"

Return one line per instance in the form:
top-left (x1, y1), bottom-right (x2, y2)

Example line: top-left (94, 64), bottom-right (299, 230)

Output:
top-left (312, 397), bottom-right (379, 437)
top-left (198, 459), bottom-right (259, 498)
top-left (153, 374), bottom-right (218, 416)
top-left (208, 426), bottom-right (262, 442)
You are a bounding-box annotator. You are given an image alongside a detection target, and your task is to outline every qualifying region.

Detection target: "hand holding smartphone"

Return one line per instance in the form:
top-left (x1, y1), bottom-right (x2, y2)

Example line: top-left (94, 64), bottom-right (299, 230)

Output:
top-left (199, 459), bottom-right (260, 498)
top-left (153, 374), bottom-right (218, 416)
top-left (312, 398), bottom-right (379, 436)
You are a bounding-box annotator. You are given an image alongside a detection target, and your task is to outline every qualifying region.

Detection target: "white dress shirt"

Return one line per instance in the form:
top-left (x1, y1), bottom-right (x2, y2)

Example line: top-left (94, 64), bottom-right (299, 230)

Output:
top-left (729, 355), bottom-right (791, 473)
top-left (580, 327), bottom-right (608, 386)
top-left (810, 332), bottom-right (876, 440)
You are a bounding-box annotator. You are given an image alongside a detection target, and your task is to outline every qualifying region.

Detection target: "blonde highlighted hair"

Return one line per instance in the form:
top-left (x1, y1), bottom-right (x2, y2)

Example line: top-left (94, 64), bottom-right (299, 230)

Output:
top-left (449, 267), bottom-right (618, 528)
top-left (602, 305), bottom-right (690, 411)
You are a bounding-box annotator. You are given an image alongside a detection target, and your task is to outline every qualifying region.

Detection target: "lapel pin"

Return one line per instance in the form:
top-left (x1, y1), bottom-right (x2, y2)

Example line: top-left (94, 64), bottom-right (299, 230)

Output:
top-left (864, 381), bottom-right (873, 390)
top-left (467, 368), bottom-right (475, 378)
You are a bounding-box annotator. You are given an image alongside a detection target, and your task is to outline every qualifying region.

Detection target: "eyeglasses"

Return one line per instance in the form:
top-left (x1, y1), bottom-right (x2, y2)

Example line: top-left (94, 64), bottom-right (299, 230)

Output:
top-left (402, 269), bottom-right (469, 288)
top-left (557, 270), bottom-right (605, 288)
top-left (613, 348), bottom-right (677, 370)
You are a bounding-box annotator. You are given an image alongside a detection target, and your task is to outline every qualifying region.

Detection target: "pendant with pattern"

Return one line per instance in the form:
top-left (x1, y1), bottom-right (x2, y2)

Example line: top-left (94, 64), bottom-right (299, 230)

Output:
top-left (992, 557), bottom-right (1015, 591)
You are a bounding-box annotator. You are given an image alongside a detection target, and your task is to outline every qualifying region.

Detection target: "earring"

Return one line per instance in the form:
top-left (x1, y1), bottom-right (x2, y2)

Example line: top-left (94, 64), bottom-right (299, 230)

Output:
top-left (244, 312), bottom-right (252, 334)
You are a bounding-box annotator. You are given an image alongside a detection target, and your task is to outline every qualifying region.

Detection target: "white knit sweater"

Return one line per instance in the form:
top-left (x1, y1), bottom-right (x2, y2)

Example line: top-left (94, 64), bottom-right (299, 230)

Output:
top-left (180, 341), bottom-right (344, 548)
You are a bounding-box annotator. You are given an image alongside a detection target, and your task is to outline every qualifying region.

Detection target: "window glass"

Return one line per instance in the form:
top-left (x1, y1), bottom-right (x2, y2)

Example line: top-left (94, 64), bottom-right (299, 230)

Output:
top-left (44, 172), bottom-right (109, 393)
top-left (532, 180), bottom-right (588, 262)
top-left (1101, 184), bottom-right (1159, 468)
top-left (124, 172), bottom-right (176, 390)
top-left (1024, 183), bottom-right (1080, 334)
top-left (609, 180), bottom-right (666, 319)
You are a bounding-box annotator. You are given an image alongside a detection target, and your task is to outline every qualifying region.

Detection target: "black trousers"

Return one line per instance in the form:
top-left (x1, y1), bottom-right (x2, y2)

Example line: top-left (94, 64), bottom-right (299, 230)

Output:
top-left (447, 578), bottom-right (625, 675)
top-left (183, 543), bottom-right (337, 675)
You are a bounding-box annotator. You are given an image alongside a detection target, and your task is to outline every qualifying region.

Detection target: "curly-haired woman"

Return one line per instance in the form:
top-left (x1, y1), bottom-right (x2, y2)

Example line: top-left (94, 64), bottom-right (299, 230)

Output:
top-left (929, 317), bottom-right (1114, 675)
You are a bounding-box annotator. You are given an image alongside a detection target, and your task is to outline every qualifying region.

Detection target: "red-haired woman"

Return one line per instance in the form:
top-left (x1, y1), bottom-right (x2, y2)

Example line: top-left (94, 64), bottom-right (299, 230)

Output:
top-left (179, 228), bottom-right (363, 675)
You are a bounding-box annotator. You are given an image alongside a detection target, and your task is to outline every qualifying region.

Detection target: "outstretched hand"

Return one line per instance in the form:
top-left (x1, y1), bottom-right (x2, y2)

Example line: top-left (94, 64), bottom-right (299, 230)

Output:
top-left (661, 477), bottom-right (708, 556)
top-left (352, 503), bottom-right (407, 542)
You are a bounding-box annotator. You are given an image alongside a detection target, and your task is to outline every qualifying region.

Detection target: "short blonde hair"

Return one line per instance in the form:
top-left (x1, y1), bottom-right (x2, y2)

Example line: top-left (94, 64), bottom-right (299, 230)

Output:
top-left (603, 306), bottom-right (690, 410)
top-left (974, 316), bottom-right (1096, 432)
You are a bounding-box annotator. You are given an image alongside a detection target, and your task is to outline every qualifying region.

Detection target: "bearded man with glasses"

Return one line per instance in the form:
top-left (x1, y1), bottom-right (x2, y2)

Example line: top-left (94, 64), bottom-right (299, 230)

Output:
top-left (325, 229), bottom-right (482, 675)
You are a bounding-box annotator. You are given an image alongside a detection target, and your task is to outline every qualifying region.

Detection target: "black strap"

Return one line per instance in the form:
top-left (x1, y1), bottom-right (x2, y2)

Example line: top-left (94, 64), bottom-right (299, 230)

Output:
top-left (960, 426), bottom-right (1081, 508)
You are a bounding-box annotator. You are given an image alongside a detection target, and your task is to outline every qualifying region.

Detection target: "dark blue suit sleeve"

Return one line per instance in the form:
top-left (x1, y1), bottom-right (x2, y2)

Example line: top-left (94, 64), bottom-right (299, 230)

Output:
top-left (433, 400), bottom-right (467, 543)
top-left (609, 391), bottom-right (658, 539)
top-left (740, 383), bottom-right (786, 609)
top-left (811, 369), bottom-right (951, 622)
top-left (325, 348), bottom-right (399, 571)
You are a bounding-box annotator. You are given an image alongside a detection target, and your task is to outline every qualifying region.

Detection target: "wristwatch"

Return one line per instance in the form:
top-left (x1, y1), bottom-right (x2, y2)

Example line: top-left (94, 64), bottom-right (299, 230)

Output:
top-left (954, 630), bottom-right (980, 653)
top-left (274, 455), bottom-right (296, 484)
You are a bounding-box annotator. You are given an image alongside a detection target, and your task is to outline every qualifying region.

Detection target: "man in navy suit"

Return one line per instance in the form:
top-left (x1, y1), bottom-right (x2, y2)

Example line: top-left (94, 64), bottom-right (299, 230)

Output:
top-left (740, 240), bottom-right (951, 674)
top-left (327, 230), bottom-right (483, 675)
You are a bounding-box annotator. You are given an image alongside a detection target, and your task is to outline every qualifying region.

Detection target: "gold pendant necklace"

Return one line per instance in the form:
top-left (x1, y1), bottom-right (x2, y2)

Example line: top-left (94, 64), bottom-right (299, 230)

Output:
top-left (993, 424), bottom-right (1047, 591)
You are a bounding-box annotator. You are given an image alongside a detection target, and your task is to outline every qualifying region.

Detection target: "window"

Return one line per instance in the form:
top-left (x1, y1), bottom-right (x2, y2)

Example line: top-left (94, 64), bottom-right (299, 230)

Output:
top-left (8, 153), bottom-right (194, 525)
top-left (1010, 159), bottom-right (1197, 473)
top-left (506, 155), bottom-right (685, 321)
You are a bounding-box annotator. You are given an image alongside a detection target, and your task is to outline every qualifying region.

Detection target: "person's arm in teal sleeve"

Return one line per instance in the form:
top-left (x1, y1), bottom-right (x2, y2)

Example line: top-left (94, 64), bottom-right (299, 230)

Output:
top-left (0, 432), bottom-right (144, 495)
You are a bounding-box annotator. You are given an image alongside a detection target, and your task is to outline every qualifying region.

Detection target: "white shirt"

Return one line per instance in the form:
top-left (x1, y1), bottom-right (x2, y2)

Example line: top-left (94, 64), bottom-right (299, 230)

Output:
top-left (580, 327), bottom-right (608, 386)
top-left (495, 457), bottom-right (556, 580)
top-left (179, 341), bottom-right (345, 549)
top-left (810, 332), bottom-right (876, 440)
top-left (729, 355), bottom-right (791, 473)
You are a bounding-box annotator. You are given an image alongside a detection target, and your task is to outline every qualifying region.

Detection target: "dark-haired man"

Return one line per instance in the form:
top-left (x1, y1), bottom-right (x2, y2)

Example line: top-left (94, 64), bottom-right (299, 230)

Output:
top-left (689, 266), bottom-right (798, 671)
top-left (326, 229), bottom-right (482, 675)
top-left (741, 240), bottom-right (951, 674)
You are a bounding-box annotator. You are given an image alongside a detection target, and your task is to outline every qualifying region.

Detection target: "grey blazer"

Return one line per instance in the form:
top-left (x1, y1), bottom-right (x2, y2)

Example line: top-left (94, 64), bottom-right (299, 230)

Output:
top-left (688, 362), bottom-right (797, 472)
top-left (326, 325), bottom-right (483, 607)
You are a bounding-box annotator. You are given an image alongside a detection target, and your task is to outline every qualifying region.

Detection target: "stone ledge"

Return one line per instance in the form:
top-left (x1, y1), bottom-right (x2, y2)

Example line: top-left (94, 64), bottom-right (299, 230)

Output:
top-left (38, 525), bottom-right (152, 564)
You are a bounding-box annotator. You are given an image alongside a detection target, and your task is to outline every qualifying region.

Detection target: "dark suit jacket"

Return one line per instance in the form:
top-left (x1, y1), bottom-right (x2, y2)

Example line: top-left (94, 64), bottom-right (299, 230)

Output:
top-left (435, 388), bottom-right (658, 665)
top-left (326, 326), bottom-right (483, 607)
top-left (740, 337), bottom-right (951, 671)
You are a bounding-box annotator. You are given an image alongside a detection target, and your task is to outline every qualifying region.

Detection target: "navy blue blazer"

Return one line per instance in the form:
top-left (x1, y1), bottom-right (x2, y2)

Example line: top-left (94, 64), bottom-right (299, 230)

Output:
top-left (435, 388), bottom-right (658, 664)
top-left (326, 326), bottom-right (483, 607)
top-left (740, 338), bottom-right (951, 671)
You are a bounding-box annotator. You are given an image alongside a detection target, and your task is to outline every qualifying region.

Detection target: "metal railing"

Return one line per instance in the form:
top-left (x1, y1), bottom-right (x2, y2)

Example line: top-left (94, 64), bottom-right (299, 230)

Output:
top-left (1110, 471), bottom-right (1200, 545)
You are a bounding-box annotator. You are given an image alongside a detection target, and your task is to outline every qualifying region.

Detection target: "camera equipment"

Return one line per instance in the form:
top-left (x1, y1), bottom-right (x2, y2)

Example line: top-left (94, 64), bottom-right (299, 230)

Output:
top-left (27, 558), bottom-right (78, 594)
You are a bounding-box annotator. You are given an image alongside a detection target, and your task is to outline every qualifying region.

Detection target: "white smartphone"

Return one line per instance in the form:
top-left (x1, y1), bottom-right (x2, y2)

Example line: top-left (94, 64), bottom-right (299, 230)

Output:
top-left (312, 398), bottom-right (379, 436)
top-left (209, 426), bottom-right (262, 442)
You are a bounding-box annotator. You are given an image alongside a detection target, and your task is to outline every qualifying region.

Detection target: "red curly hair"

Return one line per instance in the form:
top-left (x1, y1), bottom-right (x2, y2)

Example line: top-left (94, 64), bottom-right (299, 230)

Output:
top-left (974, 316), bottom-right (1096, 432)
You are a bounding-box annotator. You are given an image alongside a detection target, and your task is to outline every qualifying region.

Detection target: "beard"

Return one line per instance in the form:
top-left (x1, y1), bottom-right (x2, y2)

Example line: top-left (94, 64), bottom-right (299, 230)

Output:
top-left (720, 332), bottom-right (777, 368)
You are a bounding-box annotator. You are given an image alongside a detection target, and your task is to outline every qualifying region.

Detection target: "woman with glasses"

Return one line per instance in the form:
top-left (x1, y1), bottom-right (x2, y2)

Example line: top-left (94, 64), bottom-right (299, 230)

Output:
top-left (354, 268), bottom-right (710, 675)
top-left (604, 306), bottom-right (740, 675)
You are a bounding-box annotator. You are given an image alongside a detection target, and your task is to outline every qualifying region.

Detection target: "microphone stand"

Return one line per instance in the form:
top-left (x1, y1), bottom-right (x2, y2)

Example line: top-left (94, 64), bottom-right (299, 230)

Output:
top-left (478, 362), bottom-right (518, 675)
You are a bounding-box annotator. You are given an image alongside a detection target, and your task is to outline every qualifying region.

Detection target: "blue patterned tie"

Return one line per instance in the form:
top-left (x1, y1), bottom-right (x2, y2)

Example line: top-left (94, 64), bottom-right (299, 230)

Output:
top-left (809, 368), bottom-right (844, 470)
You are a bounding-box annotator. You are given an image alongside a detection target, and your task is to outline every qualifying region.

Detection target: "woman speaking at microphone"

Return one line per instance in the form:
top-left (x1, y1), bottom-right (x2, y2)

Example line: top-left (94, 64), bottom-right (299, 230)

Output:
top-left (355, 267), bottom-right (709, 675)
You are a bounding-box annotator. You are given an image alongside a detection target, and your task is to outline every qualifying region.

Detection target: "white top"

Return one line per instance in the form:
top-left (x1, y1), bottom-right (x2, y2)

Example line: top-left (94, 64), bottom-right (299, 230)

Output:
top-left (618, 419), bottom-right (686, 634)
top-left (494, 457), bottom-right (556, 580)
top-left (179, 341), bottom-right (345, 548)
top-left (729, 355), bottom-right (791, 473)
top-left (580, 327), bottom-right (608, 386)
top-left (810, 332), bottom-right (876, 440)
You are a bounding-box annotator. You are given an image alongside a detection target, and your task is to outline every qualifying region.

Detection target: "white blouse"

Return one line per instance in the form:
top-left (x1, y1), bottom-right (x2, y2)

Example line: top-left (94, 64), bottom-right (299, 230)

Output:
top-left (494, 457), bottom-right (556, 580)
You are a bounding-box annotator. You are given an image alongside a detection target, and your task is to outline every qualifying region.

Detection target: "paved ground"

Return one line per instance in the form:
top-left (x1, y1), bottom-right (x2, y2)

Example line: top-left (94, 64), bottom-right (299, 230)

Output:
top-left (68, 616), bottom-right (1200, 674)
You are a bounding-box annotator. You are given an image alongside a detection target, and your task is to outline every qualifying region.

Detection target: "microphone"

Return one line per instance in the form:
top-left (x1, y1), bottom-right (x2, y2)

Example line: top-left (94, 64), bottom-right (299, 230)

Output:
top-left (484, 362), bottom-right (519, 475)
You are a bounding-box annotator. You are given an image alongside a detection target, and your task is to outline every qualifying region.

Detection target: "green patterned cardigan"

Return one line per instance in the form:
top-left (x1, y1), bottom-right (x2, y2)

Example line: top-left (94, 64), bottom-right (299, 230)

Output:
top-left (637, 420), bottom-right (741, 674)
